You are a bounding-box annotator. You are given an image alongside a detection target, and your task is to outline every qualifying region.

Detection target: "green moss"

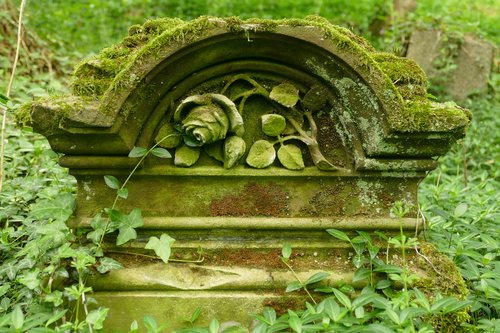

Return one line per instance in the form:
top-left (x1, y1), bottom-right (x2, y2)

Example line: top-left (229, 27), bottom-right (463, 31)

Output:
top-left (15, 101), bottom-right (34, 127)
top-left (70, 16), bottom-right (388, 101)
top-left (66, 15), bottom-right (468, 134)
top-left (391, 98), bottom-right (471, 132)
top-left (373, 52), bottom-right (428, 86)
top-left (415, 242), bottom-right (470, 333)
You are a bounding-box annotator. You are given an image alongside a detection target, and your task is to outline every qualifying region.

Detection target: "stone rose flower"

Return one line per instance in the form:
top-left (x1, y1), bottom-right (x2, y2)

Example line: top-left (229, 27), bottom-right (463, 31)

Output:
top-left (174, 94), bottom-right (244, 145)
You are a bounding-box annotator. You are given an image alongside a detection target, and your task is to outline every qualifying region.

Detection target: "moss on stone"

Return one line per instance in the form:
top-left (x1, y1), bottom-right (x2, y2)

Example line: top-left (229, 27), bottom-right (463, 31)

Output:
top-left (70, 16), bottom-right (386, 101)
top-left (15, 101), bottom-right (34, 127)
top-left (55, 15), bottom-right (468, 134)
top-left (373, 52), bottom-right (428, 86)
top-left (415, 242), bottom-right (470, 333)
top-left (391, 97), bottom-right (471, 133)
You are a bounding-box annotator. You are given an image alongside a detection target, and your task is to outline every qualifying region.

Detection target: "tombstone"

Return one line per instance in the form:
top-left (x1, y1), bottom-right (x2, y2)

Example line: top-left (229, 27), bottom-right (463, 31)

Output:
top-left (21, 16), bottom-right (470, 331)
top-left (407, 30), bottom-right (494, 101)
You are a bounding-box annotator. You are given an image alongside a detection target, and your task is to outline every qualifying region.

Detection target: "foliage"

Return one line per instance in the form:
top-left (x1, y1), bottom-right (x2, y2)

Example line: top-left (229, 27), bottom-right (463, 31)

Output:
top-left (420, 88), bottom-right (500, 332)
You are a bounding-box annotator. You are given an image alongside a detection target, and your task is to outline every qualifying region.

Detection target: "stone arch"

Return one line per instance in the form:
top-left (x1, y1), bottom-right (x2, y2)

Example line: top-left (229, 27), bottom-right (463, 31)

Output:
top-left (26, 17), bottom-right (469, 171)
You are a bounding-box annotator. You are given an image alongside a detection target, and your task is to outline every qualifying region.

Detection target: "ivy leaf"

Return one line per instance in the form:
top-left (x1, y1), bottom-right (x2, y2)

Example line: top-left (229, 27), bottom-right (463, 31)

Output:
top-left (277, 144), bottom-right (305, 170)
top-left (246, 140), bottom-right (275, 169)
top-left (151, 147), bottom-right (172, 159)
top-left (116, 208), bottom-right (144, 245)
top-left (145, 234), bottom-right (176, 263)
top-left (269, 83), bottom-right (300, 107)
top-left (30, 193), bottom-right (75, 223)
top-left (97, 257), bottom-right (124, 274)
top-left (129, 146), bottom-right (148, 158)
top-left (86, 307), bottom-right (109, 330)
top-left (104, 175), bottom-right (120, 190)
top-left (17, 269), bottom-right (40, 289)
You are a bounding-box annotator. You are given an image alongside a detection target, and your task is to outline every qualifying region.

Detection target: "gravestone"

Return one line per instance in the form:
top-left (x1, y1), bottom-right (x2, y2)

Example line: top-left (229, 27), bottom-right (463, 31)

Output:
top-left (407, 30), bottom-right (494, 101)
top-left (21, 16), bottom-right (470, 331)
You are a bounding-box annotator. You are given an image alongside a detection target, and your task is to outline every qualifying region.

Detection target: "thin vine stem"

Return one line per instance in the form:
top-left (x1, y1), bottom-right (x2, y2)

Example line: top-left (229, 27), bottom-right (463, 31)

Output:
top-left (96, 134), bottom-right (177, 251)
top-left (0, 0), bottom-right (27, 193)
top-left (281, 258), bottom-right (317, 305)
top-left (105, 250), bottom-right (204, 263)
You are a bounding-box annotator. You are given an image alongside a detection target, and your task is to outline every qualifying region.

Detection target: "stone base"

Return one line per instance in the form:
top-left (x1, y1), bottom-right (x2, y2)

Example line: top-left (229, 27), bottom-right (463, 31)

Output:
top-left (94, 291), bottom-right (297, 332)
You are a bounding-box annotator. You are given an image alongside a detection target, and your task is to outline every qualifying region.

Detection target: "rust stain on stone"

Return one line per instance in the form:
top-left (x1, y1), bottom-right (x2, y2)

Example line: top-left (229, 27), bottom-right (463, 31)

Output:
top-left (210, 182), bottom-right (290, 217)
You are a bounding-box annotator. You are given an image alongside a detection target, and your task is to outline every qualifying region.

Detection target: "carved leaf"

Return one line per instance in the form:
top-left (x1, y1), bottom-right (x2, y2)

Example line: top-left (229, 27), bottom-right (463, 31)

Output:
top-left (246, 140), bottom-right (276, 169)
top-left (224, 136), bottom-right (246, 169)
top-left (277, 145), bottom-right (305, 170)
top-left (204, 141), bottom-right (224, 162)
top-left (269, 83), bottom-right (299, 108)
top-left (302, 85), bottom-right (328, 111)
top-left (155, 123), bottom-right (182, 149)
top-left (174, 144), bottom-right (200, 167)
top-left (261, 114), bottom-right (286, 136)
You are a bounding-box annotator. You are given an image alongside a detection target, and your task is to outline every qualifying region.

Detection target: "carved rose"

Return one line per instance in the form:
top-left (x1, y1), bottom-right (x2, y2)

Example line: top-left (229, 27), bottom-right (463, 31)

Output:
top-left (174, 94), bottom-right (244, 146)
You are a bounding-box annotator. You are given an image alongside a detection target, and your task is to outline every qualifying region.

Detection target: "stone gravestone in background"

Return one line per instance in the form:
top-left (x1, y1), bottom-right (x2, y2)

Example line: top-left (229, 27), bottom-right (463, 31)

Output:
top-left (407, 30), bottom-right (494, 101)
top-left (22, 16), bottom-right (470, 331)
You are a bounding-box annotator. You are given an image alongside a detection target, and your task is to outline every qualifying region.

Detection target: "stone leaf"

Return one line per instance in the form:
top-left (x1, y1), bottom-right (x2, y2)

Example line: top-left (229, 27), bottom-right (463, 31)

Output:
top-left (204, 141), bottom-right (224, 162)
top-left (302, 84), bottom-right (328, 111)
top-left (269, 83), bottom-right (300, 108)
top-left (174, 144), bottom-right (200, 167)
top-left (246, 140), bottom-right (276, 169)
top-left (224, 136), bottom-right (246, 169)
top-left (261, 114), bottom-right (286, 136)
top-left (155, 123), bottom-right (182, 149)
top-left (277, 144), bottom-right (305, 170)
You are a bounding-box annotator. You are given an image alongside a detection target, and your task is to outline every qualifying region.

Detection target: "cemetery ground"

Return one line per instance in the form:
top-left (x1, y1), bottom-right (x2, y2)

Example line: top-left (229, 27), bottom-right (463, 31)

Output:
top-left (0, 0), bottom-right (498, 332)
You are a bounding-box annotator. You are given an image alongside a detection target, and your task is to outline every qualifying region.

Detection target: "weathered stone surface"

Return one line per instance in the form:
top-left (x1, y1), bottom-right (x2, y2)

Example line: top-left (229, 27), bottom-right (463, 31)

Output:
top-left (448, 35), bottom-right (494, 101)
top-left (407, 30), bottom-right (494, 101)
top-left (406, 29), bottom-right (443, 76)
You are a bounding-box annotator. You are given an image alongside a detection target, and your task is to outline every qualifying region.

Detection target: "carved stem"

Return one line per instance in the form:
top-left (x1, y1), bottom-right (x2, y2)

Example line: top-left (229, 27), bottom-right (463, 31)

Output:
top-left (308, 142), bottom-right (337, 171)
top-left (304, 110), bottom-right (318, 140)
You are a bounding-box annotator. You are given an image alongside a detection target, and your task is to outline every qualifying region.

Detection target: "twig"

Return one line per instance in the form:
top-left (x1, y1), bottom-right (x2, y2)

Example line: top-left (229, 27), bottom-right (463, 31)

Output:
top-left (0, 0), bottom-right (27, 193)
top-left (105, 250), bottom-right (204, 263)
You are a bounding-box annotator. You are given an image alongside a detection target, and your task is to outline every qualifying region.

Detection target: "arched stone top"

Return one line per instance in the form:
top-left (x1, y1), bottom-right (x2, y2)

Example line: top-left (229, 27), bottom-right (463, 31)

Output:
top-left (20, 16), bottom-right (470, 172)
